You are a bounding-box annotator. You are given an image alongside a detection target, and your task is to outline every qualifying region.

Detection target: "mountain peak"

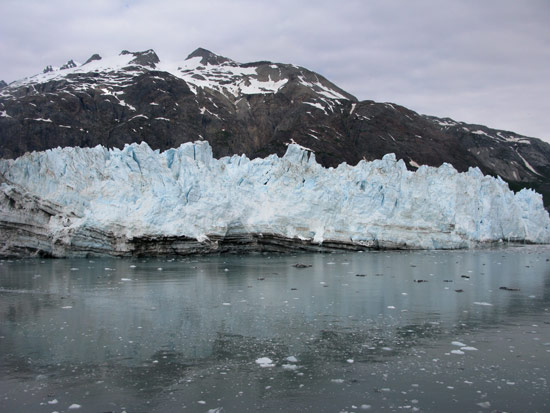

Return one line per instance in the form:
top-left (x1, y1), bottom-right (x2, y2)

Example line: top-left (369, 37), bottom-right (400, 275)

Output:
top-left (83, 53), bottom-right (102, 65)
top-left (119, 49), bottom-right (160, 68)
top-left (60, 59), bottom-right (77, 70)
top-left (185, 47), bottom-right (233, 65)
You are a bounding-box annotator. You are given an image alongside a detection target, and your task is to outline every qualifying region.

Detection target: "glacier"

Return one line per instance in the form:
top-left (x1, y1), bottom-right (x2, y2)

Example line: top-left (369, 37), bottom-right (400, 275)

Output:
top-left (0, 141), bottom-right (549, 257)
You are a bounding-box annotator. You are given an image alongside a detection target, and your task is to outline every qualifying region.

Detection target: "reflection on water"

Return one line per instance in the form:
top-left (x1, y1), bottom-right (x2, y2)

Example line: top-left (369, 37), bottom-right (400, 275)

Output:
top-left (1, 246), bottom-right (549, 412)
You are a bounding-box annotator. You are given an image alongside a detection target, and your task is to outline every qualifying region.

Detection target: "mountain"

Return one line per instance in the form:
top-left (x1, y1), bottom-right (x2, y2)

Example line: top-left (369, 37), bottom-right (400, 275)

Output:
top-left (1, 141), bottom-right (548, 257)
top-left (1, 48), bottom-right (550, 206)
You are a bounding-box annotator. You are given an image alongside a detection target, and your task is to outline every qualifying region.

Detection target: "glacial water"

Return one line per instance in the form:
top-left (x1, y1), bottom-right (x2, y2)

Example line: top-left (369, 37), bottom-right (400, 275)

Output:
top-left (1, 246), bottom-right (549, 412)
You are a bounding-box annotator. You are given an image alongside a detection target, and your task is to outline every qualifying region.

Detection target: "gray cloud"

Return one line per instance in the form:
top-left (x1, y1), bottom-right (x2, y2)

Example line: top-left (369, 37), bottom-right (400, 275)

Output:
top-left (1, 0), bottom-right (549, 141)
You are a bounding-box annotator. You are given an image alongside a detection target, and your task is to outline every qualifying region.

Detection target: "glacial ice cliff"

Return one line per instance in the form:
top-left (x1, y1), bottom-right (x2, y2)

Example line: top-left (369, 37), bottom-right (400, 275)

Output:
top-left (0, 141), bottom-right (549, 257)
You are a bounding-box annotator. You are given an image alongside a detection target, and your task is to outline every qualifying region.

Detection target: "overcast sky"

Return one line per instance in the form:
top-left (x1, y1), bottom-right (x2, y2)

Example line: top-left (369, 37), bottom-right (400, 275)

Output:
top-left (2, 0), bottom-right (549, 141)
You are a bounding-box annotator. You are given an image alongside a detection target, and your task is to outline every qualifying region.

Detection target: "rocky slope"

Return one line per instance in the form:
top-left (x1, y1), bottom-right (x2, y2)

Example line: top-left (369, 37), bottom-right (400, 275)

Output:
top-left (1, 48), bottom-right (550, 206)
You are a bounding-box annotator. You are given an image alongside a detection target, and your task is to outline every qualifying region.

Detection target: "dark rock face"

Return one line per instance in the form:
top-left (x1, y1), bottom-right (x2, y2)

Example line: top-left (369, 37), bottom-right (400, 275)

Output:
top-left (186, 47), bottom-right (232, 65)
top-left (60, 59), bottom-right (77, 70)
top-left (83, 54), bottom-right (102, 65)
top-left (1, 48), bottom-right (550, 207)
top-left (0, 80), bottom-right (7, 89)
top-left (127, 49), bottom-right (159, 68)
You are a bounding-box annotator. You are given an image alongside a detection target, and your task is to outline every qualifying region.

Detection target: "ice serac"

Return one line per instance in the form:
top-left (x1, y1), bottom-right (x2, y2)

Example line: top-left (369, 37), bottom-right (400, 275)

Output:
top-left (1, 142), bottom-right (549, 257)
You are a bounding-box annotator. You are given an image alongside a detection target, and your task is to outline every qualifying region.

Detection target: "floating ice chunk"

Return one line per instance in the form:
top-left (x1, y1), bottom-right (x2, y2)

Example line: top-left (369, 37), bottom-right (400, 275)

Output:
top-left (61, 306), bottom-right (73, 309)
top-left (331, 379), bottom-right (344, 383)
top-left (68, 404), bottom-right (82, 410)
top-left (451, 349), bottom-right (465, 355)
top-left (286, 356), bottom-right (298, 363)
top-left (347, 359), bottom-right (354, 363)
top-left (48, 399), bottom-right (58, 404)
top-left (452, 341), bottom-right (467, 347)
top-left (121, 278), bottom-right (132, 281)
top-left (477, 401), bottom-right (491, 408)
top-left (460, 346), bottom-right (478, 351)
top-left (282, 364), bottom-right (299, 370)
top-left (473, 302), bottom-right (493, 306)
top-left (255, 357), bottom-right (274, 367)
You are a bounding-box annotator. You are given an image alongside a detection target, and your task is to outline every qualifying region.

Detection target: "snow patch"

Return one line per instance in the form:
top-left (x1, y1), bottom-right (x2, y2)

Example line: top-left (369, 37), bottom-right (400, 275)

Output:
top-left (128, 114), bottom-right (148, 121)
top-left (516, 151), bottom-right (542, 176)
top-left (435, 120), bottom-right (457, 127)
top-left (303, 101), bottom-right (327, 114)
top-left (27, 118), bottom-right (52, 122)
top-left (472, 130), bottom-right (491, 137)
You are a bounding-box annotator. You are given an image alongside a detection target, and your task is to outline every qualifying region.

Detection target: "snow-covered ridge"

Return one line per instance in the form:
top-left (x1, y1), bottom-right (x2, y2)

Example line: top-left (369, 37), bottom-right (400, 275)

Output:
top-left (1, 142), bottom-right (549, 257)
top-left (428, 117), bottom-right (533, 145)
top-left (0, 48), bottom-right (350, 101)
top-left (172, 56), bottom-right (290, 97)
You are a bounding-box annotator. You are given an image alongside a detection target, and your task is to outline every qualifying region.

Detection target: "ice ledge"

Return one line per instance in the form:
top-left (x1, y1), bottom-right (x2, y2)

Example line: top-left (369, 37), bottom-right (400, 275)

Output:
top-left (1, 141), bottom-right (549, 257)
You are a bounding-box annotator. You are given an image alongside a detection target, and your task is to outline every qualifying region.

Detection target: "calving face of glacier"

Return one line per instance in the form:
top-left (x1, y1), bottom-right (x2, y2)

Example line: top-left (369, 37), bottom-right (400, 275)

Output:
top-left (0, 141), bottom-right (549, 257)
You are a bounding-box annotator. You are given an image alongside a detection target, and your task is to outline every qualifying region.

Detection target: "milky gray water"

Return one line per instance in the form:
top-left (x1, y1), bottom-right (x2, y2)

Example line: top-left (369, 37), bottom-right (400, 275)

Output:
top-left (1, 246), bottom-right (549, 412)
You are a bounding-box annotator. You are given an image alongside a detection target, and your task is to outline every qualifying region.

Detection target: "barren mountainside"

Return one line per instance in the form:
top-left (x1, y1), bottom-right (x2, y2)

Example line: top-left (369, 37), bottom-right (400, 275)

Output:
top-left (1, 48), bottom-right (549, 205)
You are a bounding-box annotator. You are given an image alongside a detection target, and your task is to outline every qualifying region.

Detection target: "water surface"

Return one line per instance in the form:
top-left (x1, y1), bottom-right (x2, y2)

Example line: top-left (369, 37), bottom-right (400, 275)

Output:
top-left (1, 246), bottom-right (549, 412)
